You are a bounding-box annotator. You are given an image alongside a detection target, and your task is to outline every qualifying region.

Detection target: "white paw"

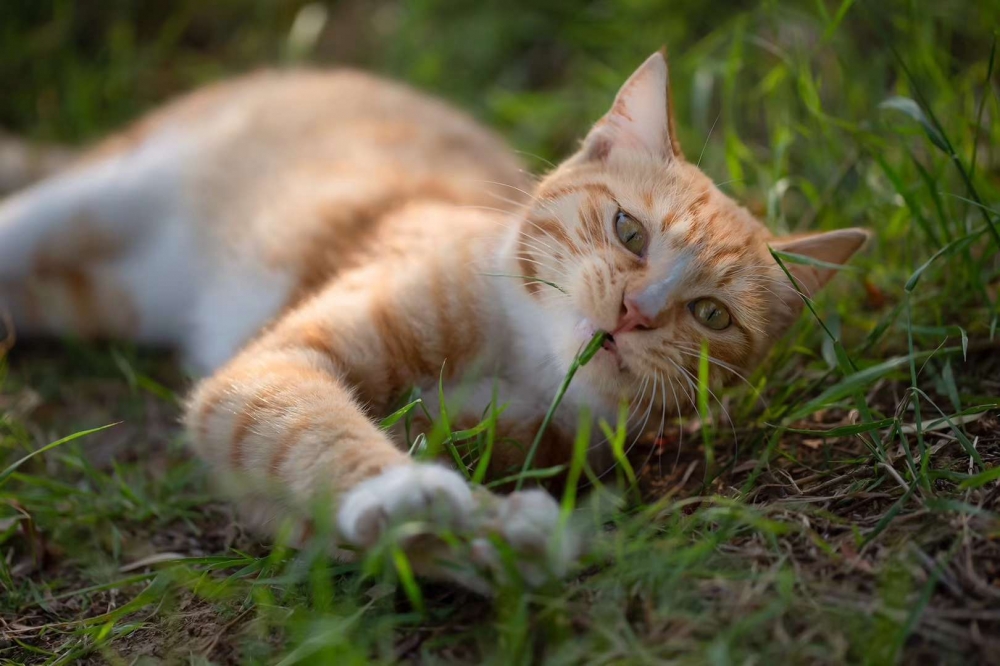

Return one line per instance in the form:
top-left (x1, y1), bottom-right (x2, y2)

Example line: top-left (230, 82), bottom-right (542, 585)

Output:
top-left (337, 464), bottom-right (474, 547)
top-left (472, 489), bottom-right (580, 587)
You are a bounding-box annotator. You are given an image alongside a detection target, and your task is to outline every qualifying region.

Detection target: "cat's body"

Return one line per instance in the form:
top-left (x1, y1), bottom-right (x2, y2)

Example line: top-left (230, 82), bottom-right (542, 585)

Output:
top-left (0, 53), bottom-right (867, 588)
top-left (0, 69), bottom-right (531, 370)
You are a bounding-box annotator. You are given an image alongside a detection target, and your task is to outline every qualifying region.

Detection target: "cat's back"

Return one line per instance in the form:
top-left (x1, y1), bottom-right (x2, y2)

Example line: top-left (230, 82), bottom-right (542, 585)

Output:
top-left (0, 67), bottom-right (529, 370)
top-left (90, 67), bottom-right (526, 203)
top-left (88, 67), bottom-right (530, 277)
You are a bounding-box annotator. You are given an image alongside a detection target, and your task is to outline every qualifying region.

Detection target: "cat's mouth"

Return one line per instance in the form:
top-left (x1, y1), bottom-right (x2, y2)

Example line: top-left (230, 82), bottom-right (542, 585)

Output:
top-left (574, 317), bottom-right (627, 372)
top-left (598, 332), bottom-right (626, 371)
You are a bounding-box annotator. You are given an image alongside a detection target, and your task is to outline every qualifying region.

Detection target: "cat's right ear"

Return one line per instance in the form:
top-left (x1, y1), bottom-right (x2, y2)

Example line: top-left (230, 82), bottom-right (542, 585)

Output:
top-left (770, 227), bottom-right (871, 300)
top-left (577, 50), bottom-right (683, 164)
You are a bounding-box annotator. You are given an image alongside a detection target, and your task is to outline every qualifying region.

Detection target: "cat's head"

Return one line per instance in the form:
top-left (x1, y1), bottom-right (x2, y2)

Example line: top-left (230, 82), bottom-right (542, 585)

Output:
top-left (510, 51), bottom-right (868, 414)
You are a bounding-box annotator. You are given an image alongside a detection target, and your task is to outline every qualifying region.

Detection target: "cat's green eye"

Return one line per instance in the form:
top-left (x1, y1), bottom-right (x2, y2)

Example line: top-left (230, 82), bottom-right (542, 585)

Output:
top-left (689, 298), bottom-right (732, 331)
top-left (614, 210), bottom-right (646, 256)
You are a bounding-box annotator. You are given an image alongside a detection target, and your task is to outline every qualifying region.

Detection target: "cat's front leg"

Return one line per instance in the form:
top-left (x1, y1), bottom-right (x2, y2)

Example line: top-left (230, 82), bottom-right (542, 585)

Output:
top-left (184, 273), bottom-right (578, 590)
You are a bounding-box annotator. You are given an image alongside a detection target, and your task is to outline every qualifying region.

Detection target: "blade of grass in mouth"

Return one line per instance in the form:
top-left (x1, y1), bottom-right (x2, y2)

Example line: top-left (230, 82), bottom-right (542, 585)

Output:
top-left (515, 330), bottom-right (608, 491)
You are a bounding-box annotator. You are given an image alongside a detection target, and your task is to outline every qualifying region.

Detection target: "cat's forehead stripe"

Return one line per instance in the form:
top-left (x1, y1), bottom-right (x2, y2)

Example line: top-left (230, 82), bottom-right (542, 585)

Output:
top-left (578, 195), bottom-right (608, 245)
top-left (685, 188), bottom-right (712, 218)
top-left (660, 210), bottom-right (680, 229)
top-left (538, 181), bottom-right (613, 201)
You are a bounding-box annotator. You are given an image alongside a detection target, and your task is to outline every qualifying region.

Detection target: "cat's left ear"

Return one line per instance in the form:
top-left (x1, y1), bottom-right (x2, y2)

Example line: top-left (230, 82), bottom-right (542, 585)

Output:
top-left (770, 228), bottom-right (871, 300)
top-left (579, 50), bottom-right (683, 163)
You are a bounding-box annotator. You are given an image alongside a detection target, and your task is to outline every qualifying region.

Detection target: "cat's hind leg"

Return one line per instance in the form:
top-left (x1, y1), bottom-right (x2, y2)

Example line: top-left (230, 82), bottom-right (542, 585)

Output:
top-left (0, 131), bottom-right (201, 345)
top-left (0, 131), bottom-right (76, 195)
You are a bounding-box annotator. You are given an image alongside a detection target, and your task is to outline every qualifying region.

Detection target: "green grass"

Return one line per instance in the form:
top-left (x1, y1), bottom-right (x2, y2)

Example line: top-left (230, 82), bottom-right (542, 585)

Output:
top-left (2, 0), bottom-right (1000, 663)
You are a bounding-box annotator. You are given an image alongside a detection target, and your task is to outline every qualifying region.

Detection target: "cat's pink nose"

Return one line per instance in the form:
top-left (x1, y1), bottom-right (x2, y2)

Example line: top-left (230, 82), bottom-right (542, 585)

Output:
top-left (614, 296), bottom-right (654, 335)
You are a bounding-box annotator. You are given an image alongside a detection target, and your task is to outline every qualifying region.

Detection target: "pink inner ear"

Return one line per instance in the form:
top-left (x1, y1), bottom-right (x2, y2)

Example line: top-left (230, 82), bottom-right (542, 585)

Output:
top-left (771, 228), bottom-right (870, 296)
top-left (581, 52), bottom-right (675, 162)
top-left (608, 56), bottom-right (669, 155)
top-left (772, 228), bottom-right (871, 267)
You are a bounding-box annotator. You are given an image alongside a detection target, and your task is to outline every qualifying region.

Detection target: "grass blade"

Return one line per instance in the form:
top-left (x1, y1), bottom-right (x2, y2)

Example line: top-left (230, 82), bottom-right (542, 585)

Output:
top-left (515, 331), bottom-right (606, 491)
top-left (0, 423), bottom-right (120, 487)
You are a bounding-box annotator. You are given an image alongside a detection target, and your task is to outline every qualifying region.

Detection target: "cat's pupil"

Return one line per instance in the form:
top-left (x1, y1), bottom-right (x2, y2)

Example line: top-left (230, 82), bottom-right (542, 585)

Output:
top-left (615, 211), bottom-right (645, 255)
top-left (691, 298), bottom-right (732, 331)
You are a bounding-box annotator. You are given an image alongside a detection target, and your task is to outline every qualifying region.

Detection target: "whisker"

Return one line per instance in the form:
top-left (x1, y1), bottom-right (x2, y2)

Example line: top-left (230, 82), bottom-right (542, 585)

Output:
top-left (714, 177), bottom-right (745, 190)
top-left (671, 346), bottom-right (767, 408)
top-left (455, 204), bottom-right (520, 217)
top-left (482, 190), bottom-right (545, 214)
top-left (666, 374), bottom-right (686, 473)
top-left (531, 291), bottom-right (572, 306)
top-left (512, 150), bottom-right (557, 170)
top-left (484, 207), bottom-right (579, 258)
top-left (595, 372), bottom-right (657, 481)
top-left (511, 256), bottom-right (571, 282)
top-left (698, 111), bottom-right (722, 169)
top-left (475, 179), bottom-right (547, 204)
top-left (667, 357), bottom-right (740, 453)
top-left (626, 370), bottom-right (666, 487)
top-left (515, 233), bottom-right (566, 262)
top-left (626, 375), bottom-right (653, 427)
top-left (588, 373), bottom-right (650, 453)
top-left (649, 369), bottom-right (669, 478)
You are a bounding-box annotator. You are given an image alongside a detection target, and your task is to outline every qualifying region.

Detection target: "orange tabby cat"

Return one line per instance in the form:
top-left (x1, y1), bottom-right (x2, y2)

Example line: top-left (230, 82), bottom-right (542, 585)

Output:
top-left (0, 52), bottom-right (867, 588)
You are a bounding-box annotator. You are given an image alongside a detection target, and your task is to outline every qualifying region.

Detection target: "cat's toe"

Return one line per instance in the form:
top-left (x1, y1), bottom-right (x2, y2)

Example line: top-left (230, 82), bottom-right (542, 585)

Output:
top-left (336, 464), bottom-right (475, 547)
top-left (337, 470), bottom-right (579, 593)
top-left (473, 489), bottom-right (580, 586)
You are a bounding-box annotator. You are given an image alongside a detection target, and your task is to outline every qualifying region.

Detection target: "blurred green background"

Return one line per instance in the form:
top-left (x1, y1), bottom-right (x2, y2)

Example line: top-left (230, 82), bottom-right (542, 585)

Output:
top-left (3, 1), bottom-right (996, 164)
top-left (3, 2), bottom-right (998, 202)
top-left (1, 0), bottom-right (998, 326)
